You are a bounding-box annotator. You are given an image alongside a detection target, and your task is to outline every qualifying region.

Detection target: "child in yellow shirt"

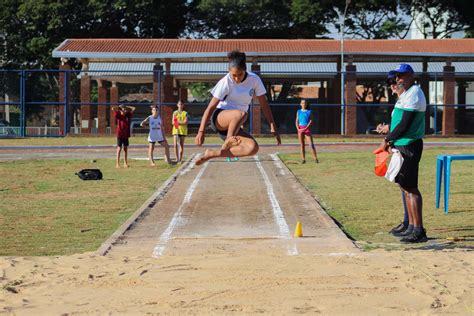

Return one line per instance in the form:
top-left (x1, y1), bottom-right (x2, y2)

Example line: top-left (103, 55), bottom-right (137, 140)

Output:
top-left (172, 100), bottom-right (189, 163)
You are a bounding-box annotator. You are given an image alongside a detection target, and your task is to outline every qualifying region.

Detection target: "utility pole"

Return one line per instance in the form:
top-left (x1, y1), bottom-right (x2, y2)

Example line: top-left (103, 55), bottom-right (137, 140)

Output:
top-left (340, 0), bottom-right (351, 135)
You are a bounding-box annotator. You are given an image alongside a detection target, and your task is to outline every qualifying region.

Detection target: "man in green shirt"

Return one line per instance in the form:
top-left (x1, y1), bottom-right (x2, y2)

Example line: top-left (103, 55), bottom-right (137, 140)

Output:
top-left (381, 63), bottom-right (427, 243)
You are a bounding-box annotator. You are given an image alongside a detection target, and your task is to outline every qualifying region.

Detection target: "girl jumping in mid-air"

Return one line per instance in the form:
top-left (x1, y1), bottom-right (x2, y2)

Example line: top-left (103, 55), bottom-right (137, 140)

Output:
top-left (195, 50), bottom-right (280, 164)
top-left (296, 99), bottom-right (318, 163)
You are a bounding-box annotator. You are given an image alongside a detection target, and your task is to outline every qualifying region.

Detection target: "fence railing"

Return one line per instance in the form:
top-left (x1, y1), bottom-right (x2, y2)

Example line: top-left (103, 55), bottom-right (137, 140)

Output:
top-left (1, 68), bottom-right (473, 137)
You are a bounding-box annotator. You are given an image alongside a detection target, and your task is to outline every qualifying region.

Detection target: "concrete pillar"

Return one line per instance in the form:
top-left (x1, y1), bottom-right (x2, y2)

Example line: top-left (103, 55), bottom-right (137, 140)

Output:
top-left (58, 61), bottom-right (71, 135)
top-left (251, 63), bottom-right (262, 134)
top-left (331, 58), bottom-right (342, 134)
top-left (179, 88), bottom-right (188, 102)
top-left (344, 64), bottom-right (357, 135)
top-left (162, 61), bottom-right (175, 135)
top-left (442, 64), bottom-right (455, 135)
top-left (153, 64), bottom-right (161, 107)
top-left (153, 63), bottom-right (173, 135)
top-left (97, 79), bottom-right (107, 134)
top-left (457, 80), bottom-right (467, 134)
top-left (80, 67), bottom-right (91, 134)
top-left (420, 60), bottom-right (430, 134)
top-left (110, 82), bottom-right (118, 133)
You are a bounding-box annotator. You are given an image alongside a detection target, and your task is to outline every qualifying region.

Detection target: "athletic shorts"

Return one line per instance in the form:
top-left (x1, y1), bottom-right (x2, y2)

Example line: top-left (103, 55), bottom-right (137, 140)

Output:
top-left (117, 138), bottom-right (129, 147)
top-left (210, 108), bottom-right (245, 141)
top-left (394, 139), bottom-right (423, 189)
top-left (298, 125), bottom-right (311, 136)
top-left (149, 140), bottom-right (165, 145)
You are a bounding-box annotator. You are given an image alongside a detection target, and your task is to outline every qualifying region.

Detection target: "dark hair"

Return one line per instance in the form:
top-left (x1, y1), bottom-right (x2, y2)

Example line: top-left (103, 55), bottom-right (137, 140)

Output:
top-left (301, 99), bottom-right (310, 108)
top-left (385, 78), bottom-right (396, 86)
top-left (228, 50), bottom-right (246, 71)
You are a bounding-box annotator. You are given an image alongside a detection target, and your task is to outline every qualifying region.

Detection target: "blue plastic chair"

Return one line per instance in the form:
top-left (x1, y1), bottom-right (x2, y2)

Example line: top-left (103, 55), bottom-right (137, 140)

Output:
top-left (436, 154), bottom-right (474, 214)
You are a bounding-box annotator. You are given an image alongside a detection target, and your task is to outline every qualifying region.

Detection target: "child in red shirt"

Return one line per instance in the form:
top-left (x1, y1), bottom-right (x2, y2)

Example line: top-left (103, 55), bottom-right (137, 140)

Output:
top-left (112, 104), bottom-right (136, 168)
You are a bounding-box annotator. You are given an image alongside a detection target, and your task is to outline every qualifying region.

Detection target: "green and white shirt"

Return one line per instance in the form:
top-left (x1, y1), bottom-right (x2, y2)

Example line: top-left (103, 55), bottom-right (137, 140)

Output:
top-left (390, 85), bottom-right (426, 146)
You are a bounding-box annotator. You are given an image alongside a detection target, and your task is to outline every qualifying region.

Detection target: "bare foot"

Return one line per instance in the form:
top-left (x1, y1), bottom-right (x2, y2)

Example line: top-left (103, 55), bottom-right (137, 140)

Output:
top-left (222, 136), bottom-right (241, 150)
top-left (115, 164), bottom-right (120, 169)
top-left (150, 162), bottom-right (156, 166)
top-left (196, 150), bottom-right (214, 165)
top-left (124, 164), bottom-right (129, 168)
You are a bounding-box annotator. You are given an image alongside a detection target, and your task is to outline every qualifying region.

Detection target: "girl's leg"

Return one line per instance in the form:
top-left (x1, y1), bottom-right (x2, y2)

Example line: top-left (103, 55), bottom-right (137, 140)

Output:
top-left (116, 146), bottom-right (121, 168)
top-left (148, 143), bottom-right (155, 166)
top-left (173, 135), bottom-right (179, 162)
top-left (215, 110), bottom-right (248, 150)
top-left (179, 136), bottom-right (185, 162)
top-left (196, 129), bottom-right (258, 165)
top-left (298, 132), bottom-right (305, 163)
top-left (307, 135), bottom-right (318, 162)
top-left (160, 140), bottom-right (172, 163)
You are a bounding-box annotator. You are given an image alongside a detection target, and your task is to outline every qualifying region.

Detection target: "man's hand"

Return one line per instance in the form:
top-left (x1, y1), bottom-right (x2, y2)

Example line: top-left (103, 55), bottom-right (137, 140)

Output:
top-left (381, 138), bottom-right (391, 152)
top-left (375, 123), bottom-right (389, 134)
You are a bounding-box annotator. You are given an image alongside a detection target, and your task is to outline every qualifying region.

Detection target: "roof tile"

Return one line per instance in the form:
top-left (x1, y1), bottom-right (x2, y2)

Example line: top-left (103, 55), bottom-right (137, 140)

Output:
top-left (57, 39), bottom-right (474, 54)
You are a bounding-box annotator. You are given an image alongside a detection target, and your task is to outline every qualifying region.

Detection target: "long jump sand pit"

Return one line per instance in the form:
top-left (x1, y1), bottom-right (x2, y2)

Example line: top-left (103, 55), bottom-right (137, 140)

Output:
top-left (1, 153), bottom-right (472, 314)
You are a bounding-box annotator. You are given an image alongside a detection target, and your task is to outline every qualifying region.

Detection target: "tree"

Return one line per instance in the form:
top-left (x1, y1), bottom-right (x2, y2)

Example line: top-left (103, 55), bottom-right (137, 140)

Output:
top-left (186, 0), bottom-right (334, 39)
top-left (330, 0), bottom-right (411, 40)
top-left (406, 0), bottom-right (473, 39)
top-left (0, 0), bottom-right (189, 69)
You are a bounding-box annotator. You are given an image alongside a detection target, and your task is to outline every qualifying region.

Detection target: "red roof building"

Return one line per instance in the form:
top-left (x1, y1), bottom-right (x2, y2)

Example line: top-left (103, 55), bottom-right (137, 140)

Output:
top-left (53, 39), bottom-right (474, 135)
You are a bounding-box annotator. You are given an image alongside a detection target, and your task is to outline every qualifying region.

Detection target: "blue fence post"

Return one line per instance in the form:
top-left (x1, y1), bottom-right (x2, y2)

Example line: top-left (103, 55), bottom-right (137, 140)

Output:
top-left (20, 70), bottom-right (26, 137)
top-left (64, 70), bottom-right (70, 136)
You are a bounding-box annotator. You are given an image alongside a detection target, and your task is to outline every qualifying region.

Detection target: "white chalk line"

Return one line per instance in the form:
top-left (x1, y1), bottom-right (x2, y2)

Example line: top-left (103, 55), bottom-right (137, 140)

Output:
top-left (152, 158), bottom-right (208, 258)
top-left (270, 153), bottom-right (286, 176)
top-left (179, 153), bottom-right (201, 176)
top-left (254, 156), bottom-right (298, 256)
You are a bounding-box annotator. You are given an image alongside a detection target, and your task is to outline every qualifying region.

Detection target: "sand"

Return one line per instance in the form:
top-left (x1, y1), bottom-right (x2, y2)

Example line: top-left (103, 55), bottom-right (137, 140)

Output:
top-left (1, 249), bottom-right (472, 314)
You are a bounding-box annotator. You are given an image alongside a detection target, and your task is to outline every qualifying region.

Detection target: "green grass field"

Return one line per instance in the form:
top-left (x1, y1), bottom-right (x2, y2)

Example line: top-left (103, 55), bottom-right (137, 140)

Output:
top-left (0, 139), bottom-right (473, 255)
top-left (0, 159), bottom-right (177, 256)
top-left (280, 147), bottom-right (474, 250)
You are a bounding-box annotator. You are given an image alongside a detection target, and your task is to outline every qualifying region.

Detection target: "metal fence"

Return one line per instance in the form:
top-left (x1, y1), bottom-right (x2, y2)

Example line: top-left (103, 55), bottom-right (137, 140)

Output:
top-left (1, 68), bottom-right (473, 137)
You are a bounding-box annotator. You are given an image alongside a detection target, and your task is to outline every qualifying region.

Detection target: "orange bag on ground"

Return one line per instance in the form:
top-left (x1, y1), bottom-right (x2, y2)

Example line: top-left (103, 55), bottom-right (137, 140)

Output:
top-left (373, 147), bottom-right (389, 176)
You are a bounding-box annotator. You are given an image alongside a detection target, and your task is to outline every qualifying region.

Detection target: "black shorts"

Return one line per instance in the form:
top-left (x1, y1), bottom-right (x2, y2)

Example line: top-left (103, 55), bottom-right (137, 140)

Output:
top-left (149, 140), bottom-right (165, 144)
top-left (117, 138), bottom-right (129, 147)
top-left (394, 139), bottom-right (423, 189)
top-left (210, 108), bottom-right (245, 141)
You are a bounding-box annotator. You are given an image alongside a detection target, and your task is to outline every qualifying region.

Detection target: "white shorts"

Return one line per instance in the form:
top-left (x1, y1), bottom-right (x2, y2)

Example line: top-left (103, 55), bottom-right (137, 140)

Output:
top-left (148, 129), bottom-right (164, 143)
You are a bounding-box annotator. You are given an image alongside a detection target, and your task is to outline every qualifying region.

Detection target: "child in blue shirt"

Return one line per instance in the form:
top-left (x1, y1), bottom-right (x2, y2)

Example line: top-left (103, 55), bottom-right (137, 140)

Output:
top-left (295, 99), bottom-right (319, 163)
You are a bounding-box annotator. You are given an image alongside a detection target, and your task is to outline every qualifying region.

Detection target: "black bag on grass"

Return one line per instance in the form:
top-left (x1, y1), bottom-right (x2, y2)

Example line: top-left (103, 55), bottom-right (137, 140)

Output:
top-left (76, 169), bottom-right (103, 180)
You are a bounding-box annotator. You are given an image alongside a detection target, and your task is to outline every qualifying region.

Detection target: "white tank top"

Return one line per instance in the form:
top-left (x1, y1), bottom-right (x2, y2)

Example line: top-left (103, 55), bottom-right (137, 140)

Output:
top-left (148, 115), bottom-right (164, 142)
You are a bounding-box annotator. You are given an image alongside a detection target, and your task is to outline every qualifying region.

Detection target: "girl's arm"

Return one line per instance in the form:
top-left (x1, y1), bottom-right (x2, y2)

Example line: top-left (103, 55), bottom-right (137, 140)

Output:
top-left (257, 95), bottom-right (281, 145)
top-left (195, 97), bottom-right (220, 146)
top-left (140, 116), bottom-right (150, 127)
top-left (305, 112), bottom-right (314, 130)
top-left (295, 112), bottom-right (299, 130)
